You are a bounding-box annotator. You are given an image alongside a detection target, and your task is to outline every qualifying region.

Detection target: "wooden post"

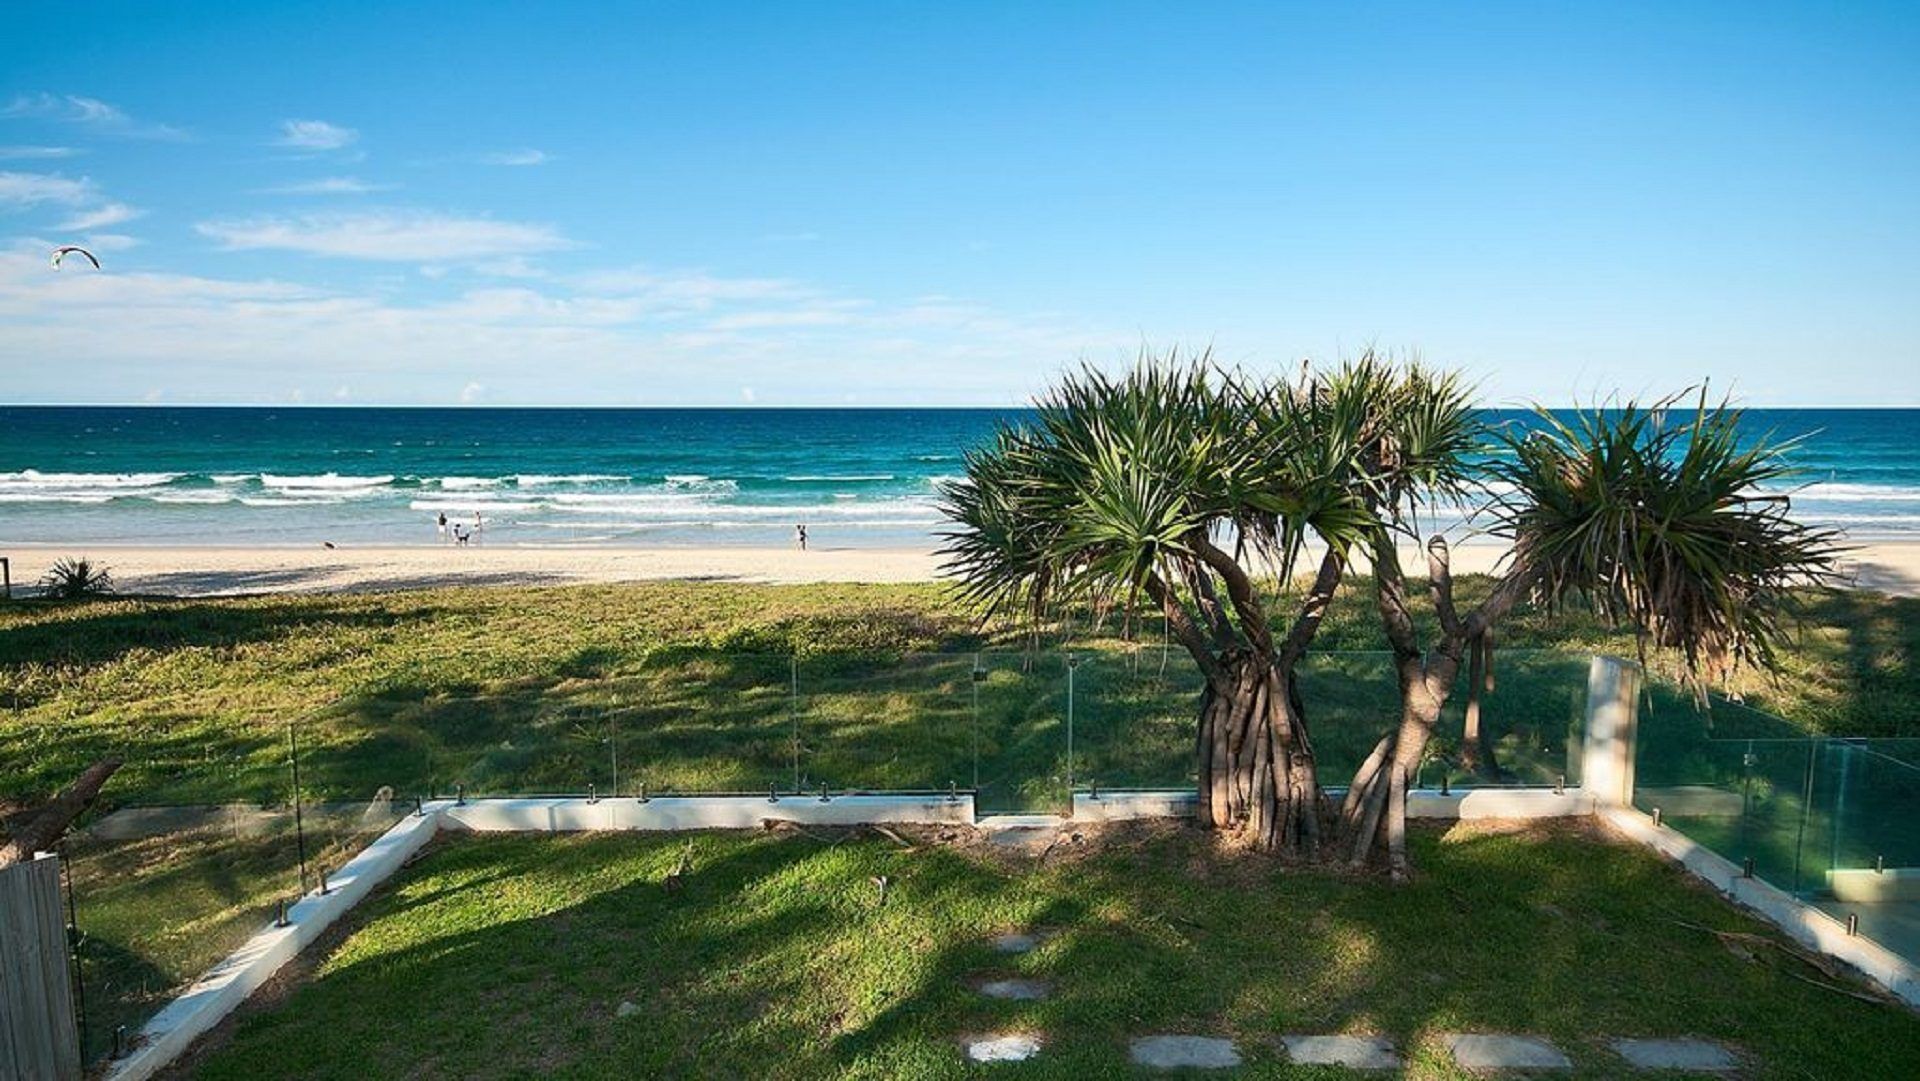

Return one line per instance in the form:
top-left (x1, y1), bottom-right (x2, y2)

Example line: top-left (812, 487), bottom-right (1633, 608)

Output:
top-left (2, 556), bottom-right (11, 600)
top-left (0, 855), bottom-right (83, 1080)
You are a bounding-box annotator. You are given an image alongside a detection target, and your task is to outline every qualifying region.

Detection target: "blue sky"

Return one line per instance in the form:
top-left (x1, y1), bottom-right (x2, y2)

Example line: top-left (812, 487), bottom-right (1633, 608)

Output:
top-left (2, 1), bottom-right (1916, 406)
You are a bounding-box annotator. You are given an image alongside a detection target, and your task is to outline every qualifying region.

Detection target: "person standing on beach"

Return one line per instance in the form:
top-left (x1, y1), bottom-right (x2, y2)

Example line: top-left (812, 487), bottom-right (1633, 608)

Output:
top-left (796, 523), bottom-right (808, 551)
top-left (437, 512), bottom-right (448, 543)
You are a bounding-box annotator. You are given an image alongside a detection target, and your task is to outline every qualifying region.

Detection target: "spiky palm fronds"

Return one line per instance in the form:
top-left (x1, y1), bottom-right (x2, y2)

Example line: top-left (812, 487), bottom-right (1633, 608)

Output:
top-left (937, 350), bottom-right (1436, 642)
top-left (39, 557), bottom-right (114, 600)
top-left (1490, 391), bottom-right (1843, 683)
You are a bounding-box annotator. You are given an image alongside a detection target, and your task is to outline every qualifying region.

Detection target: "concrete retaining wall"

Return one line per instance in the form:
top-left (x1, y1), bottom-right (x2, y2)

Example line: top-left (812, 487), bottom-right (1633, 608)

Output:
top-left (102, 792), bottom-right (975, 1081)
top-left (1073, 787), bottom-right (1594, 823)
top-left (104, 806), bottom-right (445, 1081)
top-left (440, 793), bottom-right (975, 833)
top-left (1600, 806), bottom-right (1920, 1007)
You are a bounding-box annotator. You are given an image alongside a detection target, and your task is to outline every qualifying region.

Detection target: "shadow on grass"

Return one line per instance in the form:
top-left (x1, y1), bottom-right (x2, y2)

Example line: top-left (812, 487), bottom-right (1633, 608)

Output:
top-left (180, 824), bottom-right (1920, 1080)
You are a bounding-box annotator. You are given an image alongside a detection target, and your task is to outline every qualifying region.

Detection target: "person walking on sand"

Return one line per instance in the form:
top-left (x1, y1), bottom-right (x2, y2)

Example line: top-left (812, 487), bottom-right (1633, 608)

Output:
top-left (796, 523), bottom-right (808, 551)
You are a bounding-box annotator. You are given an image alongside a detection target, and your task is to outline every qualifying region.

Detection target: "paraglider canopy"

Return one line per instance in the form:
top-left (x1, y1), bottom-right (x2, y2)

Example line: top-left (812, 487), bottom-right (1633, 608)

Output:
top-left (51, 246), bottom-right (101, 271)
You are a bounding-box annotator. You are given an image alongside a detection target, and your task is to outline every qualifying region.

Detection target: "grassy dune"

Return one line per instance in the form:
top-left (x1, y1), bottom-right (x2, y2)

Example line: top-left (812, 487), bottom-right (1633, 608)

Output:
top-left (4, 577), bottom-right (1915, 810)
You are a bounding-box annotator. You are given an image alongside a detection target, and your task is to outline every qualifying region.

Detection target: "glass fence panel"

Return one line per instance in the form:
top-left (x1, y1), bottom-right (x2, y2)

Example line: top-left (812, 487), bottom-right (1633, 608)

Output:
top-left (798, 653), bottom-right (970, 794)
top-left (1294, 653), bottom-right (1402, 784)
top-left (65, 754), bottom-right (301, 1066)
top-left (970, 652), bottom-right (1070, 814)
top-left (1633, 735), bottom-right (1818, 893)
top-left (1072, 648), bottom-right (1202, 793)
top-left (1811, 739), bottom-right (1920, 882)
top-left (1437, 650), bottom-right (1590, 789)
top-left (293, 707), bottom-right (422, 890)
top-left (622, 656), bottom-right (796, 795)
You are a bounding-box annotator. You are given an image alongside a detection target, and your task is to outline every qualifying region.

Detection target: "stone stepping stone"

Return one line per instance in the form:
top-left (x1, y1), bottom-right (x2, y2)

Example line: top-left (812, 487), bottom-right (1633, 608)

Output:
top-left (989, 932), bottom-right (1040, 954)
top-left (1444, 1033), bottom-right (1571, 1071)
top-left (1130, 1035), bottom-right (1242, 1070)
top-left (974, 977), bottom-right (1050, 1001)
top-left (1281, 1034), bottom-right (1401, 1070)
top-left (1609, 1038), bottom-right (1739, 1072)
top-left (963, 1033), bottom-right (1043, 1063)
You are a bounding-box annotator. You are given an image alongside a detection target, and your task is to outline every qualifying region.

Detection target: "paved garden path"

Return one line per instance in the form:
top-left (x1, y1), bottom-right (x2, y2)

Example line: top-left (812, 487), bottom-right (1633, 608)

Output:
top-left (957, 929), bottom-right (1741, 1072)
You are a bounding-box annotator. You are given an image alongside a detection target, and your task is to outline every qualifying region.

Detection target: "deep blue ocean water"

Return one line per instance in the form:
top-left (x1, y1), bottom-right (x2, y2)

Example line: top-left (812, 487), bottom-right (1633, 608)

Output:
top-left (1, 407), bottom-right (1916, 547)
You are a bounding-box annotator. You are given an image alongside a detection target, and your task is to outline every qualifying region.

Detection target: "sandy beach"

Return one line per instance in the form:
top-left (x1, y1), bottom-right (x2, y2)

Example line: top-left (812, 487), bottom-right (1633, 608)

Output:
top-left (3, 540), bottom-right (1918, 598)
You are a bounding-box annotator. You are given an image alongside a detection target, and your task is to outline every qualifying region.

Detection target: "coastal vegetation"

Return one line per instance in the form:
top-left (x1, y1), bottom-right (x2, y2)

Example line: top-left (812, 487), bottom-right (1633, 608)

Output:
top-left (2, 578), bottom-right (1914, 811)
top-left (940, 357), bottom-right (1839, 869)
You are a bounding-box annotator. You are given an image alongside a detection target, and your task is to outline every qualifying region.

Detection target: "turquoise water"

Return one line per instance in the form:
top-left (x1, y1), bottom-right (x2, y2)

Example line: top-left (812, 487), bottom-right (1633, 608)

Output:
top-left (1, 407), bottom-right (1916, 547)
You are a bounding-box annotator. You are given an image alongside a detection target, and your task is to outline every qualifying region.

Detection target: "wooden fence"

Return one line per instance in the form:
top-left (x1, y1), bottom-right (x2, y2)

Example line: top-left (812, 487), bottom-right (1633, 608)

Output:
top-left (0, 854), bottom-right (81, 1081)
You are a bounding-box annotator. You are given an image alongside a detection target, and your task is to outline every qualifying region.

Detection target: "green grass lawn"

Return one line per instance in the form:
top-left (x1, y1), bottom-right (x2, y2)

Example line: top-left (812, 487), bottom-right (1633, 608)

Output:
top-left (5, 577), bottom-right (1914, 810)
top-left (176, 822), bottom-right (1920, 1080)
top-left (5, 577), bottom-right (1916, 1069)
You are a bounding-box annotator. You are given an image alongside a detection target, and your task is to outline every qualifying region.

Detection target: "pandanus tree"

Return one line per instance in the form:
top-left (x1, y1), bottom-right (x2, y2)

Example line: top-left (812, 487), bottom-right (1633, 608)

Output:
top-left (939, 354), bottom-right (1468, 853)
top-left (1343, 393), bottom-right (1844, 877)
top-left (945, 351), bottom-right (1842, 873)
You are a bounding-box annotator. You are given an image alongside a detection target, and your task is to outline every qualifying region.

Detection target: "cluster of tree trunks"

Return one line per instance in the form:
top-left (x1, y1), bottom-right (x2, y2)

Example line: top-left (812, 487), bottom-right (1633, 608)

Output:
top-left (1191, 538), bottom-right (1534, 879)
top-left (1195, 653), bottom-right (1321, 854)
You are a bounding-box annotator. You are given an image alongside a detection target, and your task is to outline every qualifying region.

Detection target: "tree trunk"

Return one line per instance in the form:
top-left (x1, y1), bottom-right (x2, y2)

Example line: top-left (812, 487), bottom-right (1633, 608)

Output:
top-left (1195, 652), bottom-right (1321, 854)
top-left (1457, 631), bottom-right (1500, 778)
top-left (0, 758), bottom-right (121, 868)
top-left (1342, 659), bottom-right (1453, 881)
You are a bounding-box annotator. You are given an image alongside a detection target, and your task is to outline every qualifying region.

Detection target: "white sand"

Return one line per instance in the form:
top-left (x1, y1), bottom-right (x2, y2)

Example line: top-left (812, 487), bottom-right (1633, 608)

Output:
top-left (1, 540), bottom-right (1916, 598)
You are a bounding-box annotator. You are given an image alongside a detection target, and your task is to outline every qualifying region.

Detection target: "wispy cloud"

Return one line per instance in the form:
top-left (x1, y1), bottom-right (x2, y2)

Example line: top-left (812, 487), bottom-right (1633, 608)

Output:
top-left (257, 176), bottom-right (395, 196)
top-left (0, 145), bottom-right (80, 160)
top-left (196, 210), bottom-right (574, 261)
top-left (274, 119), bottom-right (358, 151)
top-left (2, 93), bottom-right (189, 140)
top-left (0, 243), bottom-right (1109, 404)
top-left (1, 170), bottom-right (142, 237)
top-left (0, 170), bottom-right (96, 209)
top-left (478, 148), bottom-right (549, 166)
top-left (58, 202), bottom-right (141, 231)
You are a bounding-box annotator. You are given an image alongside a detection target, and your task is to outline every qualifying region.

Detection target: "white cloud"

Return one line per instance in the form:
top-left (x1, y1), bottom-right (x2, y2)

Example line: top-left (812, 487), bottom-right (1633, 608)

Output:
top-left (195, 210), bottom-right (574, 261)
top-left (479, 148), bottom-right (548, 166)
top-left (80, 233), bottom-right (141, 251)
top-left (0, 242), bottom-right (1114, 405)
top-left (3, 93), bottom-right (188, 140)
top-left (0, 145), bottom-right (79, 160)
top-left (258, 176), bottom-right (394, 196)
top-left (473, 255), bottom-right (548, 279)
top-left (58, 202), bottom-right (141, 231)
top-left (0, 170), bottom-right (96, 208)
top-left (274, 119), bottom-right (358, 151)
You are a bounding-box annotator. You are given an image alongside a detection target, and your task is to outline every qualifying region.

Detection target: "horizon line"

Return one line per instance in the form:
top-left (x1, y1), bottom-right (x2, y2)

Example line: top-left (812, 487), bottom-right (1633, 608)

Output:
top-left (3, 400), bottom-right (1920, 411)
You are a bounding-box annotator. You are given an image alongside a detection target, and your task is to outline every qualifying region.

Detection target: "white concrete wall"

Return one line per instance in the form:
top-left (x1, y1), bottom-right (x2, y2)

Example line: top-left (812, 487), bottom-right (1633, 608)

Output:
top-left (439, 793), bottom-right (975, 832)
top-left (102, 793), bottom-right (973, 1080)
top-left (1073, 787), bottom-right (1595, 822)
top-left (1581, 656), bottom-right (1641, 807)
top-left (104, 804), bottom-right (447, 1081)
top-left (1601, 806), bottom-right (1920, 1007)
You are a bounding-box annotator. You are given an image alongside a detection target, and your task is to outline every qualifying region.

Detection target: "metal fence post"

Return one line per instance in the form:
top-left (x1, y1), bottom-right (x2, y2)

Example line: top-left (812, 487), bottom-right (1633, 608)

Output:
top-left (1066, 654), bottom-right (1078, 796)
top-left (971, 653), bottom-right (984, 791)
top-left (790, 655), bottom-right (801, 794)
top-left (288, 719), bottom-right (310, 893)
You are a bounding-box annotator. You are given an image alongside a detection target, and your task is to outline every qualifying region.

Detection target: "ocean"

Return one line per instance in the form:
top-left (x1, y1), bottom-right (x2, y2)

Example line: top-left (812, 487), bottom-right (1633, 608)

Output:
top-left (1, 407), bottom-right (1917, 548)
